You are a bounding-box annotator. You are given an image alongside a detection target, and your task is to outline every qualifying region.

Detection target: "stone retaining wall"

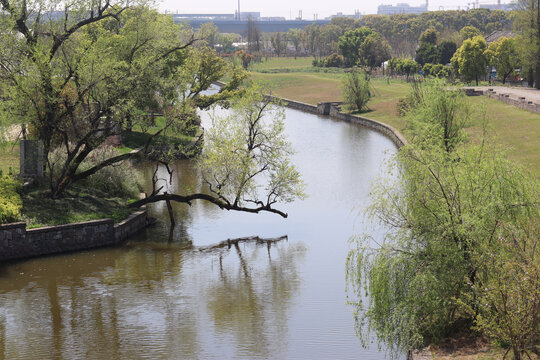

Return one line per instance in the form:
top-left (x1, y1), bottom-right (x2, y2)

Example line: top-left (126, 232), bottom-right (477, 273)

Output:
top-left (114, 209), bottom-right (148, 242)
top-left (269, 95), bottom-right (407, 148)
top-left (465, 88), bottom-right (540, 114)
top-left (0, 210), bottom-right (148, 262)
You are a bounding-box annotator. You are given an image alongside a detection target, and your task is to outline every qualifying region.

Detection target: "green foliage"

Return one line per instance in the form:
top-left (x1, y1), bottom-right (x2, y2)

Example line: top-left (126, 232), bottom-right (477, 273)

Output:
top-left (388, 58), bottom-right (419, 78)
top-left (465, 221), bottom-right (540, 360)
top-left (341, 68), bottom-right (371, 112)
top-left (451, 35), bottom-right (488, 85)
top-left (338, 27), bottom-right (375, 66)
top-left (460, 25), bottom-right (481, 41)
top-left (322, 53), bottom-right (345, 67)
top-left (415, 42), bottom-right (439, 66)
top-left (287, 28), bottom-right (305, 55)
top-left (513, 0), bottom-right (540, 87)
top-left (0, 175), bottom-right (22, 224)
top-left (485, 36), bottom-right (520, 84)
top-left (347, 79), bottom-right (539, 357)
top-left (419, 28), bottom-right (439, 45)
top-left (438, 40), bottom-right (458, 65)
top-left (270, 32), bottom-right (287, 57)
top-left (49, 145), bottom-right (141, 198)
top-left (360, 33), bottom-right (392, 69)
top-left (199, 85), bottom-right (306, 209)
top-left (422, 63), bottom-right (452, 78)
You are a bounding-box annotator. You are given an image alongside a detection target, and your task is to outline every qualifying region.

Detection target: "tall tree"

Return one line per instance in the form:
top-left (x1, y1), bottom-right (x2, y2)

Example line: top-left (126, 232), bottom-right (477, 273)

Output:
top-left (438, 40), bottom-right (457, 64)
top-left (338, 27), bottom-right (375, 66)
top-left (287, 28), bottom-right (304, 58)
top-left (246, 16), bottom-right (261, 53)
top-left (514, 0), bottom-right (540, 88)
top-left (131, 86), bottom-right (306, 218)
top-left (270, 32), bottom-right (287, 57)
top-left (0, 3), bottom-right (243, 197)
top-left (451, 35), bottom-right (488, 85)
top-left (485, 36), bottom-right (520, 84)
top-left (360, 33), bottom-right (391, 69)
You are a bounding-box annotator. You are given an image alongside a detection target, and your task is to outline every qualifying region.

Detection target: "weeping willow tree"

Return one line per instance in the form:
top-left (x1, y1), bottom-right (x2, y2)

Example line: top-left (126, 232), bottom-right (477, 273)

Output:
top-left (347, 79), bottom-right (539, 359)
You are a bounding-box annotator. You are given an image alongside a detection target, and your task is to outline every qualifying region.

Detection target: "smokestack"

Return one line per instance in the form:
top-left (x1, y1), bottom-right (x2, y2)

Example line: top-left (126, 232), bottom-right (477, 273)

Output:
top-left (426, 0), bottom-right (428, 10)
top-left (238, 0), bottom-right (240, 20)
top-left (497, 0), bottom-right (501, 8)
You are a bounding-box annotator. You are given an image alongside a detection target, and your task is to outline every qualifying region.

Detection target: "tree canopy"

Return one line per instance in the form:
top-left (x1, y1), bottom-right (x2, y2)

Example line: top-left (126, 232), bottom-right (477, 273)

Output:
top-left (451, 35), bottom-right (488, 85)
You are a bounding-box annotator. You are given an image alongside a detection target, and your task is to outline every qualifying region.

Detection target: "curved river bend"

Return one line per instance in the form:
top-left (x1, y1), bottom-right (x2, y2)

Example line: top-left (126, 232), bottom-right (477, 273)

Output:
top-left (0, 107), bottom-right (399, 359)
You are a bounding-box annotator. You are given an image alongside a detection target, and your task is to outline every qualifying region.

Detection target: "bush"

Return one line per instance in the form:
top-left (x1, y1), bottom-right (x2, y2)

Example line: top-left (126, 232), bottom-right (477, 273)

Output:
top-left (322, 53), bottom-right (344, 68)
top-left (49, 145), bottom-right (141, 198)
top-left (388, 57), bottom-right (419, 78)
top-left (341, 68), bottom-right (371, 112)
top-left (0, 175), bottom-right (22, 224)
top-left (423, 63), bottom-right (452, 78)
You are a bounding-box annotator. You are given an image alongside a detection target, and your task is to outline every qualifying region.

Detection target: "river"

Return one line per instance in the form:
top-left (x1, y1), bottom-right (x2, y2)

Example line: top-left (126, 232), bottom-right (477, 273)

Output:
top-left (0, 106), bottom-right (399, 359)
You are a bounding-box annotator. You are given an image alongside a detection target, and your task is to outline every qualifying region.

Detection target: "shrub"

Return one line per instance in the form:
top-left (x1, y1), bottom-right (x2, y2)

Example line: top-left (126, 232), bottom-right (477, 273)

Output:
top-left (423, 63), bottom-right (452, 78)
top-left (49, 145), bottom-right (141, 198)
top-left (323, 53), bottom-right (344, 68)
top-left (341, 68), bottom-right (371, 112)
top-left (0, 175), bottom-right (22, 224)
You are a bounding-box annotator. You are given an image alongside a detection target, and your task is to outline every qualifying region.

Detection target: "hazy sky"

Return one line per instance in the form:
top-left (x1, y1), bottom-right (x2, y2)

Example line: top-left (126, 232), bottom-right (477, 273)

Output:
top-left (158, 0), bottom-right (508, 18)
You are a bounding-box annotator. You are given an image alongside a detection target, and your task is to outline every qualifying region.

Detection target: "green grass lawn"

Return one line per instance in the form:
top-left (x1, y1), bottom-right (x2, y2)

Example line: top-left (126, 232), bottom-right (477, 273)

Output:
top-left (0, 142), bottom-right (20, 175)
top-left (249, 57), bottom-right (314, 72)
top-left (248, 57), bottom-right (540, 179)
top-left (22, 187), bottom-right (134, 228)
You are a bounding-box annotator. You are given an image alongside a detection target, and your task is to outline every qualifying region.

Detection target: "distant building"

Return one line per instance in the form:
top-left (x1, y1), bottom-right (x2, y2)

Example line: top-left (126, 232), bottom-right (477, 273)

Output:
top-left (485, 30), bottom-right (516, 45)
top-left (236, 11), bottom-right (261, 20)
top-left (377, 3), bottom-right (428, 15)
top-left (327, 10), bottom-right (363, 20)
top-left (479, 3), bottom-right (515, 11)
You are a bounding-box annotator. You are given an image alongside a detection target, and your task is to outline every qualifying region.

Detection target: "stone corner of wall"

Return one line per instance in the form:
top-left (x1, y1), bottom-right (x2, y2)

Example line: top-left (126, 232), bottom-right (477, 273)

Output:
top-left (0, 222), bottom-right (27, 230)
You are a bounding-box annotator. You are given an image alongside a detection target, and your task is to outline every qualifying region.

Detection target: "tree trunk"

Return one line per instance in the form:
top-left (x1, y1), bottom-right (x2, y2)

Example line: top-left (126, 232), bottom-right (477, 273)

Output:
top-left (475, 74), bottom-right (479, 86)
top-left (528, 69), bottom-right (535, 87)
top-left (534, 63), bottom-right (540, 90)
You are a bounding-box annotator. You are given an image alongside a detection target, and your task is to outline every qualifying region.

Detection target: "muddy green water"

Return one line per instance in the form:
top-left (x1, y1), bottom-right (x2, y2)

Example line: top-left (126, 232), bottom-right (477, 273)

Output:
top-left (0, 107), bottom-right (399, 359)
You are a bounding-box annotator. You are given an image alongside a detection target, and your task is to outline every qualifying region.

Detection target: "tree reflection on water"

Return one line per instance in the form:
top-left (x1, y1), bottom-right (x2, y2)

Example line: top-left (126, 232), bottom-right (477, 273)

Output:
top-left (0, 235), bottom-right (305, 359)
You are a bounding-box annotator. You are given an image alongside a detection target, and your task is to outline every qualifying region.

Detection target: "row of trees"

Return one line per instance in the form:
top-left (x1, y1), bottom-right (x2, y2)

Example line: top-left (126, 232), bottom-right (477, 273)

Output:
top-left (385, 25), bottom-right (521, 85)
top-left (252, 9), bottom-right (511, 59)
top-left (242, 3), bottom-right (539, 87)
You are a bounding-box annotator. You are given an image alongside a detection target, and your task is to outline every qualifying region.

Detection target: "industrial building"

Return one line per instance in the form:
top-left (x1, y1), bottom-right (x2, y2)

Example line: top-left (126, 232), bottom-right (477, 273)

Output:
top-left (377, 2), bottom-right (428, 15)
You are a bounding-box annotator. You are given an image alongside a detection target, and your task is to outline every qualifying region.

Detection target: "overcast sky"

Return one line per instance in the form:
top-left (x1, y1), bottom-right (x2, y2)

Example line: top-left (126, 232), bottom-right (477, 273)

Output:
top-left (158, 0), bottom-right (509, 18)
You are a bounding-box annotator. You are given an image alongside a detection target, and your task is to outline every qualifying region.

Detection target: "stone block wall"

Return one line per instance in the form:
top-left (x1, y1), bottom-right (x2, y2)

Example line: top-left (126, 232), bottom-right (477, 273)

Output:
top-left (466, 88), bottom-right (540, 114)
top-left (114, 210), bottom-right (147, 242)
top-left (0, 211), bottom-right (148, 262)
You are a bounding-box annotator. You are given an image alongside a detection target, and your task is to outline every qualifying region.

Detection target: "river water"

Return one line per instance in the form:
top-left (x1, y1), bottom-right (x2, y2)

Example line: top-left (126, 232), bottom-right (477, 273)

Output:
top-left (0, 106), bottom-right (399, 359)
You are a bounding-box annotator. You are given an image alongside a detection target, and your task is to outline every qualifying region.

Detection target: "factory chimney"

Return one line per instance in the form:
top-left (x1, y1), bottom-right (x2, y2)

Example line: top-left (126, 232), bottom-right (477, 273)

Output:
top-left (237, 0), bottom-right (240, 20)
top-left (426, 0), bottom-right (429, 10)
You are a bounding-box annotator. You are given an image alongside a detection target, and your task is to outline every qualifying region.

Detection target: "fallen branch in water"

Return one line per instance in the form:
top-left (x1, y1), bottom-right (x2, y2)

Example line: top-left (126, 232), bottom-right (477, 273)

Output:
top-left (196, 235), bottom-right (288, 252)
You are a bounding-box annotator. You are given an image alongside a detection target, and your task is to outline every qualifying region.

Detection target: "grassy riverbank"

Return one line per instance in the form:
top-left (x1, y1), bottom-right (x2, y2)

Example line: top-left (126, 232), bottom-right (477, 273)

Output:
top-left (22, 187), bottom-right (134, 228)
top-left (248, 57), bottom-right (540, 179)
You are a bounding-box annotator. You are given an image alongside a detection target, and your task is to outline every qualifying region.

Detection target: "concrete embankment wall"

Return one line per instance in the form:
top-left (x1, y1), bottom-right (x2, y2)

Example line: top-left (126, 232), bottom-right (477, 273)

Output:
top-left (0, 210), bottom-right (148, 262)
top-left (267, 95), bottom-right (407, 149)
